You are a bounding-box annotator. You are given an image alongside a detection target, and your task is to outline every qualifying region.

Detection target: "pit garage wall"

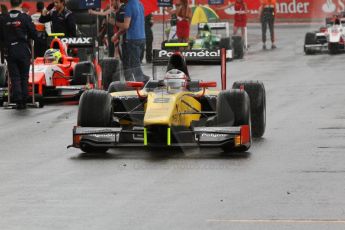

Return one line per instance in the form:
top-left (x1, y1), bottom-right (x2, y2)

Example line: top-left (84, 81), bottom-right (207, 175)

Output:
top-left (1, 0), bottom-right (344, 22)
top-left (154, 0), bottom-right (345, 22)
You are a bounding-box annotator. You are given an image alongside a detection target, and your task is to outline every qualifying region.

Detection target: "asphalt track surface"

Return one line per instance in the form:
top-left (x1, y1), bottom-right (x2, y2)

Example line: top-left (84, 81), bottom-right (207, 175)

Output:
top-left (1, 25), bottom-right (345, 230)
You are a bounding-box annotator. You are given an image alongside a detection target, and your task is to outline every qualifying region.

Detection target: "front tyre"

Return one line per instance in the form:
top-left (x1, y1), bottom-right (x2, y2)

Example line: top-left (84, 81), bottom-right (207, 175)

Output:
top-left (304, 32), bottom-right (317, 55)
top-left (232, 36), bottom-right (244, 59)
top-left (77, 90), bottom-right (113, 153)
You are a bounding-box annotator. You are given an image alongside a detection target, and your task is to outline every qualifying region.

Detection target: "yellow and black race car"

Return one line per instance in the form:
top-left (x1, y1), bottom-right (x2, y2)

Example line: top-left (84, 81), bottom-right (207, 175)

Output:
top-left (69, 49), bottom-right (265, 154)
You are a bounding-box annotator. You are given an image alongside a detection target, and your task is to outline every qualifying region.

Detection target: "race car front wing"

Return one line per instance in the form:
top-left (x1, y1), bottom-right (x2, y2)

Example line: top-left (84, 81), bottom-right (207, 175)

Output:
top-left (69, 125), bottom-right (250, 149)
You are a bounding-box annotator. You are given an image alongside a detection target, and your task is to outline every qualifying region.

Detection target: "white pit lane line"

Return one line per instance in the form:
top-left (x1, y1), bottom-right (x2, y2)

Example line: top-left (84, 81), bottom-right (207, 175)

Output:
top-left (207, 219), bottom-right (345, 224)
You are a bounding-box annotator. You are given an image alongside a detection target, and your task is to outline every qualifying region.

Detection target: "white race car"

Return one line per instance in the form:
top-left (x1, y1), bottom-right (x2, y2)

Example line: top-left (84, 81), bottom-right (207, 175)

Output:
top-left (304, 15), bottom-right (345, 54)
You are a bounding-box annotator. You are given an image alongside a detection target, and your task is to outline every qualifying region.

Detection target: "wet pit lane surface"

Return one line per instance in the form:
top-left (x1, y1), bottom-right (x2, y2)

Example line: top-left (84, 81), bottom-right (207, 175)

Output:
top-left (1, 25), bottom-right (345, 230)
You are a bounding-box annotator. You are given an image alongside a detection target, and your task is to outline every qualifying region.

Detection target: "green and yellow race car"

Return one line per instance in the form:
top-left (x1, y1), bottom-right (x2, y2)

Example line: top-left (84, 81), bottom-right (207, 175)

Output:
top-left (162, 22), bottom-right (244, 61)
top-left (69, 51), bottom-right (265, 154)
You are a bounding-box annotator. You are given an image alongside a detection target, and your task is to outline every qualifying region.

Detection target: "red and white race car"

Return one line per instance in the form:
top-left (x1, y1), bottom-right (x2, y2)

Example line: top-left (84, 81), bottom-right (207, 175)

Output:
top-left (27, 34), bottom-right (103, 105)
top-left (304, 12), bottom-right (345, 54)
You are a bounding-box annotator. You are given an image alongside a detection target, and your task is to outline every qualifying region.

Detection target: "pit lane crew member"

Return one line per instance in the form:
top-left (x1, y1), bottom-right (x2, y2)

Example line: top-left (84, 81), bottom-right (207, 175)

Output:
top-left (259, 0), bottom-right (276, 50)
top-left (116, 0), bottom-right (148, 83)
top-left (0, 0), bottom-right (37, 109)
top-left (141, 13), bottom-right (153, 64)
top-left (39, 0), bottom-right (76, 37)
top-left (0, 4), bottom-right (8, 63)
top-left (31, 1), bottom-right (51, 57)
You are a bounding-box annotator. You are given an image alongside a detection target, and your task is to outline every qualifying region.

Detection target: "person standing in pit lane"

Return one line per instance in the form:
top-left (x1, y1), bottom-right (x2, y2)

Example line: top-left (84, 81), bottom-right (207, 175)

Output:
top-left (0, 0), bottom-right (37, 109)
top-left (175, 0), bottom-right (192, 43)
top-left (89, 0), bottom-right (122, 58)
top-left (111, 0), bottom-right (131, 80)
top-left (39, 0), bottom-right (76, 37)
top-left (31, 1), bottom-right (51, 57)
top-left (116, 0), bottom-right (148, 82)
top-left (216, 0), bottom-right (248, 39)
top-left (0, 4), bottom-right (8, 64)
top-left (259, 0), bottom-right (276, 50)
top-left (141, 13), bottom-right (153, 64)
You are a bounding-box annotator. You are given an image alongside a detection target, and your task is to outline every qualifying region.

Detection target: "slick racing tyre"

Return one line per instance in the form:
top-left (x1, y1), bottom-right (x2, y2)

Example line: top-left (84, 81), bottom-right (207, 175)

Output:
top-left (233, 81), bottom-right (266, 138)
top-left (78, 90), bottom-right (113, 153)
top-left (72, 61), bottom-right (97, 86)
top-left (304, 32), bottom-right (317, 55)
top-left (78, 90), bottom-right (112, 127)
top-left (329, 42), bottom-right (339, 55)
top-left (101, 58), bottom-right (121, 90)
top-left (219, 37), bottom-right (231, 50)
top-left (232, 36), bottom-right (244, 59)
top-left (0, 64), bottom-right (7, 87)
top-left (217, 89), bottom-right (251, 152)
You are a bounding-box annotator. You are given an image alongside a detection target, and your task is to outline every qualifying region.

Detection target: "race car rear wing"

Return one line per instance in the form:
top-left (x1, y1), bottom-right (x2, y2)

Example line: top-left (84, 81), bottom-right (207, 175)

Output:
top-left (152, 45), bottom-right (227, 90)
top-left (60, 37), bottom-right (95, 48)
top-left (48, 33), bottom-right (95, 48)
top-left (152, 49), bottom-right (227, 66)
top-left (198, 22), bottom-right (230, 36)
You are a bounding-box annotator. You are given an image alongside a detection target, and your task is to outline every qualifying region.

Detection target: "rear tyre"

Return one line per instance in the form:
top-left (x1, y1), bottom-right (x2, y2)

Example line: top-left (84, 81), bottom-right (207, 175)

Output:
top-left (72, 61), bottom-right (97, 86)
top-left (100, 58), bottom-right (121, 90)
top-left (78, 90), bottom-right (113, 153)
top-left (304, 32), bottom-right (317, 55)
top-left (233, 81), bottom-right (266, 138)
top-left (219, 37), bottom-right (231, 50)
top-left (232, 36), bottom-right (244, 59)
top-left (329, 42), bottom-right (339, 54)
top-left (217, 90), bottom-right (251, 152)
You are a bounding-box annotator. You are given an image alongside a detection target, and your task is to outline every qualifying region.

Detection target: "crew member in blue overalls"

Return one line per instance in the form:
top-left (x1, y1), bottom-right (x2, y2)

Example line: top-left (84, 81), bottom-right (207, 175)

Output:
top-left (0, 0), bottom-right (37, 109)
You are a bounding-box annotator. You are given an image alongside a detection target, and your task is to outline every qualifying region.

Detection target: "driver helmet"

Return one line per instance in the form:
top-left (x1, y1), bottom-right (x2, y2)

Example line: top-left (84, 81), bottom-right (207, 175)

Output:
top-left (200, 24), bottom-right (211, 38)
top-left (203, 24), bottom-right (210, 31)
top-left (164, 69), bottom-right (187, 89)
top-left (44, 48), bottom-right (62, 64)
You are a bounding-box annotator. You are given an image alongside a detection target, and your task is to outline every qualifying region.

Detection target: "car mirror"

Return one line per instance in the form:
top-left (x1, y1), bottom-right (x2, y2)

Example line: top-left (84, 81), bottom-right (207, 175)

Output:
top-left (199, 81), bottom-right (217, 88)
top-left (126, 81), bottom-right (145, 88)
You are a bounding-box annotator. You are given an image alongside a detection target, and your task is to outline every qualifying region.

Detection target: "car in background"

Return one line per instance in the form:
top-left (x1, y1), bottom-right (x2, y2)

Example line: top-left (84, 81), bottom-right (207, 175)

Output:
top-left (162, 22), bottom-right (244, 61)
top-left (304, 12), bottom-right (345, 54)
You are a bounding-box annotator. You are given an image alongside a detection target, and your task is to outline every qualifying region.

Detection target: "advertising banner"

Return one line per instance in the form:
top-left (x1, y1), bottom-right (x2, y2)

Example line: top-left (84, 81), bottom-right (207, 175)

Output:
top-left (1, 0), bottom-right (344, 22)
top-left (153, 0), bottom-right (345, 21)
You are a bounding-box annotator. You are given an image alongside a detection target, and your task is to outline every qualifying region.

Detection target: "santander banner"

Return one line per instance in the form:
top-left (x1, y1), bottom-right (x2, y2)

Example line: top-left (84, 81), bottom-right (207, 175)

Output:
top-left (1, 0), bottom-right (345, 22)
top-left (154, 0), bottom-right (345, 21)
